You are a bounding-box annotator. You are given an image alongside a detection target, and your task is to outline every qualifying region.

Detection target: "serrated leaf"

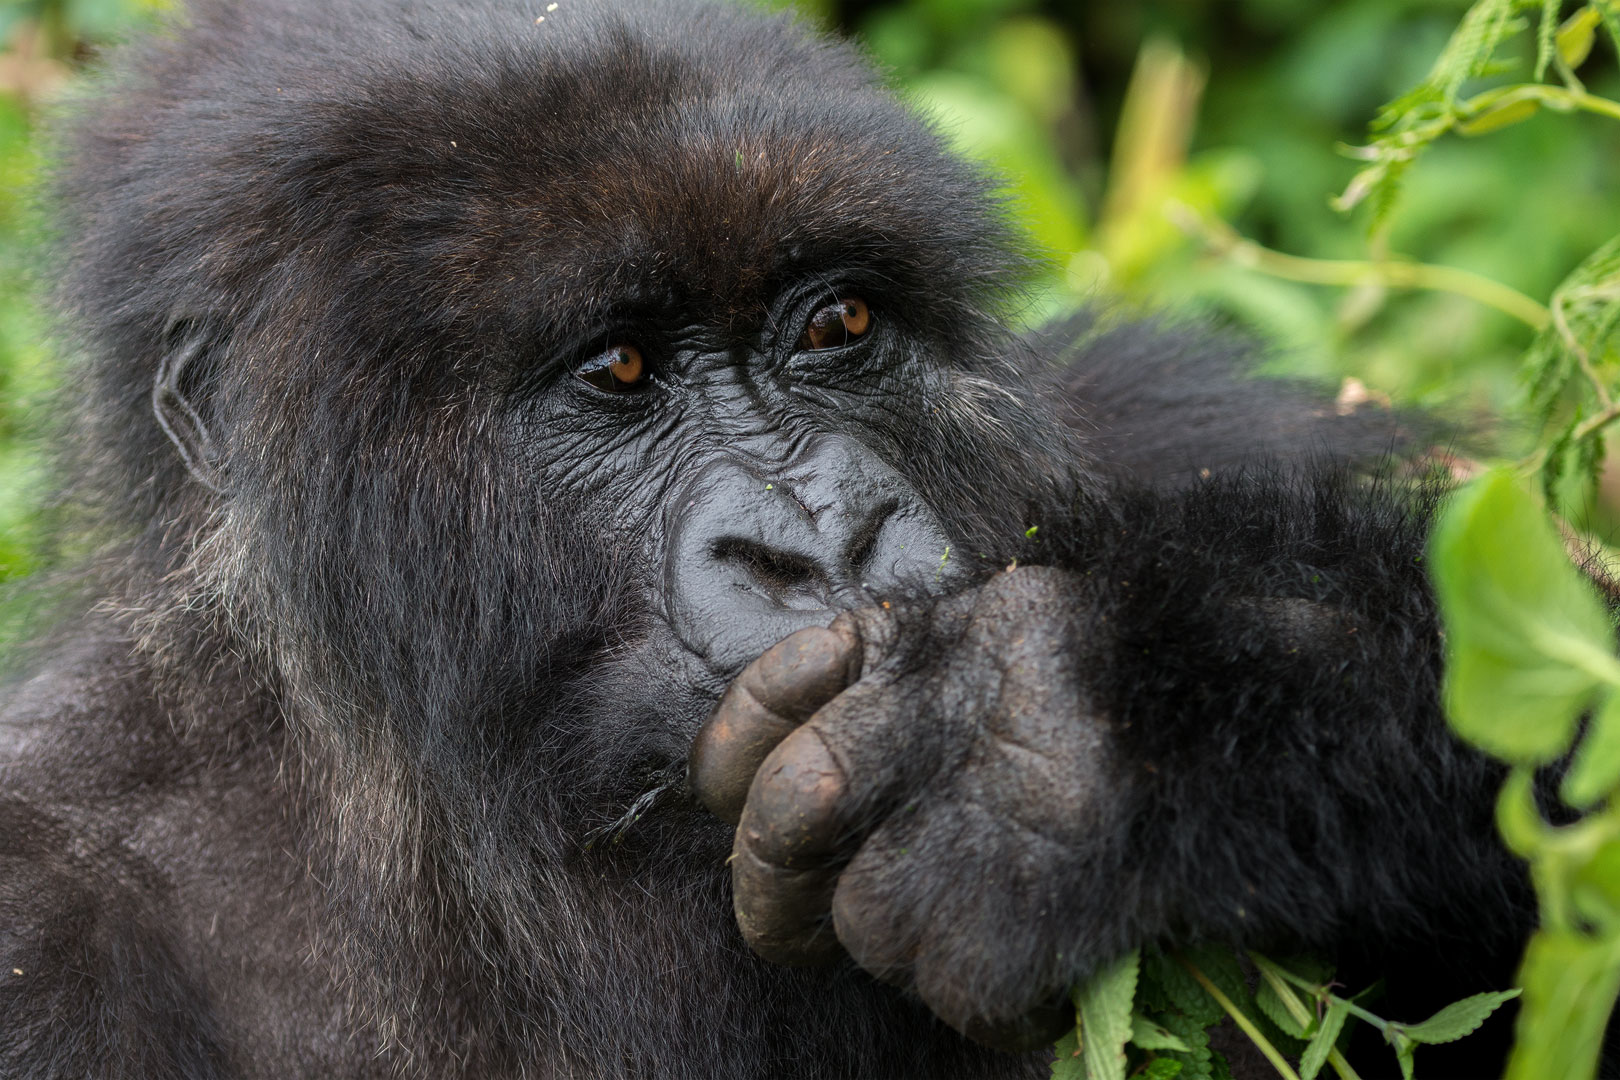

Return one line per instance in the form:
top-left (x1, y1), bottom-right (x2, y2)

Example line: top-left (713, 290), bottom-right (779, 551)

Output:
top-left (1413, 0), bottom-right (1522, 107)
top-left (1073, 950), bottom-right (1139, 1080)
top-left (1179, 946), bottom-right (1247, 1008)
top-left (1557, 6), bottom-right (1601, 68)
top-left (1430, 469), bottom-right (1620, 764)
top-left (1130, 1013), bottom-right (1191, 1052)
top-left (1400, 988), bottom-right (1522, 1044)
top-left (1253, 976), bottom-right (1306, 1038)
top-left (1145, 951), bottom-right (1224, 1027)
top-left (1050, 1026), bottom-right (1086, 1080)
top-left (1536, 0), bottom-right (1560, 78)
top-left (1299, 997), bottom-right (1349, 1080)
top-left (1505, 930), bottom-right (1620, 1080)
top-left (1143, 1059), bottom-right (1184, 1080)
top-left (1563, 690), bottom-right (1620, 806)
top-left (1152, 1008), bottom-right (1216, 1080)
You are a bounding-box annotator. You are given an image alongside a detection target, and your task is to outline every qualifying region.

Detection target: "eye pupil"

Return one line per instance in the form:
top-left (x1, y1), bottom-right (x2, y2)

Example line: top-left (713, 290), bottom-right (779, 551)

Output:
top-left (578, 344), bottom-right (646, 392)
top-left (798, 295), bottom-right (872, 351)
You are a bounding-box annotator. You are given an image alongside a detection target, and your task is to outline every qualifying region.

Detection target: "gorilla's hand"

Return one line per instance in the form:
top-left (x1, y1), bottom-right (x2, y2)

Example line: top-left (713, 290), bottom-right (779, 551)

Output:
top-left (690, 567), bottom-right (1115, 1051)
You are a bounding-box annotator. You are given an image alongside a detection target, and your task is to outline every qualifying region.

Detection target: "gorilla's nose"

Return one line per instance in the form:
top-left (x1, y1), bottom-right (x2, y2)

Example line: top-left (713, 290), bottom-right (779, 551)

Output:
top-left (665, 436), bottom-right (961, 674)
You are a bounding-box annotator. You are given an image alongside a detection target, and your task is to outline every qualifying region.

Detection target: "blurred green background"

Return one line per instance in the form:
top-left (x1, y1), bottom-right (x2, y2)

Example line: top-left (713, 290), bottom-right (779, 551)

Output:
top-left (2, 0), bottom-right (1618, 589)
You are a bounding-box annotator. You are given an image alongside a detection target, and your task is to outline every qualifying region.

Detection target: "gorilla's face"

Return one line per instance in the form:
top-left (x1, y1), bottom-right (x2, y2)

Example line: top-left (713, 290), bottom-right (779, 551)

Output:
top-left (477, 54), bottom-right (1043, 704)
top-left (513, 279), bottom-right (978, 689)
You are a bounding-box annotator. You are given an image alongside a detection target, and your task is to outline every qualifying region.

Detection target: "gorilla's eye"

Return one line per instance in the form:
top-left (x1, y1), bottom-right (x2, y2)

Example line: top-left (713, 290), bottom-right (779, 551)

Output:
top-left (797, 296), bottom-right (871, 351)
top-left (577, 345), bottom-right (646, 392)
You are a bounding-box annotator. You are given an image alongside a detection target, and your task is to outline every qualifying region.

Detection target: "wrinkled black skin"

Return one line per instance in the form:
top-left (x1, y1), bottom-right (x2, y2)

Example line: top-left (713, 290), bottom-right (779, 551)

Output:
top-left (0, 1), bottom-right (1540, 1077)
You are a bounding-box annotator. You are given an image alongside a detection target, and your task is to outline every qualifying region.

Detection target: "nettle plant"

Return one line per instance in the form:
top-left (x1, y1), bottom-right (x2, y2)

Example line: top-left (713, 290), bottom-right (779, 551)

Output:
top-left (1052, 3), bottom-right (1620, 1078)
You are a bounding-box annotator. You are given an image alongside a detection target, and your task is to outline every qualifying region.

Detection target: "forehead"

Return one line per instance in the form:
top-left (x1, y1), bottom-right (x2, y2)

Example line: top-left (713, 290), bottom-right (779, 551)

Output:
top-left (304, 1), bottom-right (1003, 334)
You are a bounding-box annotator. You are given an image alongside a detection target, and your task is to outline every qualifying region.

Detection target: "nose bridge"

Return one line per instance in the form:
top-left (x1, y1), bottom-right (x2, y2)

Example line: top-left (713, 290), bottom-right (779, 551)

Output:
top-left (662, 433), bottom-right (964, 675)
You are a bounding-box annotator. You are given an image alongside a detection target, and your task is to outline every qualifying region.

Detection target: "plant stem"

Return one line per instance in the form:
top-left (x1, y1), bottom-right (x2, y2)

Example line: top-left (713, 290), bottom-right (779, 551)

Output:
top-left (1170, 206), bottom-right (1550, 330)
top-left (1249, 954), bottom-right (1365, 1080)
top-left (1563, 87), bottom-right (1620, 123)
top-left (1175, 954), bottom-right (1302, 1080)
top-left (1259, 962), bottom-right (1394, 1034)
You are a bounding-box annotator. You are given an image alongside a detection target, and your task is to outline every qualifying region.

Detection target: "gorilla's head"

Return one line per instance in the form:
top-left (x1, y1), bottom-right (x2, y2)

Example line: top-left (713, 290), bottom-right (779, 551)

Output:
top-left (58, 1), bottom-right (1077, 863)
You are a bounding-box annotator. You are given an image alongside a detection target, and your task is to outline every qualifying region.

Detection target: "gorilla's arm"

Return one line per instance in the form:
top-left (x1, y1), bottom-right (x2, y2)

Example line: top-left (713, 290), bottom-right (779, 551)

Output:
top-left (693, 472), bottom-right (1528, 1047)
top-left (1045, 314), bottom-right (1422, 485)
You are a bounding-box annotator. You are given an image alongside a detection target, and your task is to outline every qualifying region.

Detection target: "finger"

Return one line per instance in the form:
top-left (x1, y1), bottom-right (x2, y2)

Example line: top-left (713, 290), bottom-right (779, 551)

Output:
top-left (731, 723), bottom-right (851, 964)
top-left (689, 619), bottom-right (862, 825)
top-left (730, 674), bottom-right (922, 966)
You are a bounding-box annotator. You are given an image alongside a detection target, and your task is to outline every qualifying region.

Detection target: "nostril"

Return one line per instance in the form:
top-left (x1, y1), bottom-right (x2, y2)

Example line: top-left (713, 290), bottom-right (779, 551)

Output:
top-left (710, 537), bottom-right (830, 605)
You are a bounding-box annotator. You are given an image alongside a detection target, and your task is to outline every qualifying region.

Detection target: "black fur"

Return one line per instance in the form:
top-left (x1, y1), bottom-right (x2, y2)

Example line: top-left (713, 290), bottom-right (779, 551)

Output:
top-left (0, 1), bottom-right (1531, 1077)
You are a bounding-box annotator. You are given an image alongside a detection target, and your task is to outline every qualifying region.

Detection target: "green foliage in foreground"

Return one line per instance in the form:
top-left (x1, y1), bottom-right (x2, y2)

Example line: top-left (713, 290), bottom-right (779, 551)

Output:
top-left (1432, 468), bottom-right (1620, 1080)
top-left (1050, 946), bottom-right (1518, 1080)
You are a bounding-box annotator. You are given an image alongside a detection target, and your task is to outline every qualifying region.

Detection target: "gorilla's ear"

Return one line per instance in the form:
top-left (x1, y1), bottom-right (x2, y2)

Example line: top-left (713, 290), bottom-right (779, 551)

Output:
top-left (153, 321), bottom-right (225, 495)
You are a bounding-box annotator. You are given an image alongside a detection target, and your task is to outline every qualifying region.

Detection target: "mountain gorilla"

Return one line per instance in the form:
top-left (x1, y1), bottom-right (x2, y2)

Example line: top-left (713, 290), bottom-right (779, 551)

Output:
top-left (0, 0), bottom-right (1533, 1076)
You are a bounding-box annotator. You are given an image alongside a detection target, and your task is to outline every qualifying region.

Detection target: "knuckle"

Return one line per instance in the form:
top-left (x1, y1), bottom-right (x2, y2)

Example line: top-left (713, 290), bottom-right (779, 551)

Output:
top-left (739, 726), bottom-right (848, 865)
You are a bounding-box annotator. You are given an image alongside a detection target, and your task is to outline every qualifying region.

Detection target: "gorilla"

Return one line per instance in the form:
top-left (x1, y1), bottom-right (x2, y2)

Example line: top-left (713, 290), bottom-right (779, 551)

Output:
top-left (0, 0), bottom-right (1536, 1076)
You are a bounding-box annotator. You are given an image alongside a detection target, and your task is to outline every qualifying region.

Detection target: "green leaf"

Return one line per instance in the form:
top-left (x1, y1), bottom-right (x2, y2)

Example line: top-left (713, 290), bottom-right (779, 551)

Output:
top-left (1151, 1008), bottom-right (1217, 1080)
top-left (1073, 950), bottom-right (1140, 1080)
top-left (1177, 946), bottom-right (1247, 1010)
top-left (1131, 1013), bottom-right (1192, 1052)
top-left (1504, 930), bottom-right (1620, 1080)
top-left (1050, 1026), bottom-right (1086, 1080)
top-left (1429, 468), bottom-right (1620, 764)
top-left (1145, 951), bottom-right (1224, 1028)
top-left (1597, 1), bottom-right (1620, 61)
top-left (1393, 1032), bottom-right (1417, 1080)
top-left (1536, 0), bottom-right (1560, 78)
top-left (1557, 6), bottom-right (1602, 68)
top-left (1298, 997), bottom-right (1349, 1080)
top-left (1399, 989), bottom-right (1522, 1044)
top-left (1564, 690), bottom-right (1620, 806)
top-left (1253, 975), bottom-right (1307, 1039)
top-left (1251, 953), bottom-right (1335, 1044)
top-left (1455, 95), bottom-right (1540, 134)
top-left (1496, 767), bottom-right (1548, 857)
top-left (1143, 1060), bottom-right (1184, 1080)
top-left (1444, 648), bottom-right (1598, 761)
top-left (1570, 821), bottom-right (1620, 928)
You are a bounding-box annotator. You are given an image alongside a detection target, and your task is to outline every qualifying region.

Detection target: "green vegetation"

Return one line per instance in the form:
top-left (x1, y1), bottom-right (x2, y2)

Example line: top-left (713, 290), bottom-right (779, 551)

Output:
top-left (1051, 945), bottom-right (1518, 1080)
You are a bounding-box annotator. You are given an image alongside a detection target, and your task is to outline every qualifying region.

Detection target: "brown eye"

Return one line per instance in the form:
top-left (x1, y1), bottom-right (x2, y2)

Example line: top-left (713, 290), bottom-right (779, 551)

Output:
top-left (797, 296), bottom-right (871, 351)
top-left (577, 344), bottom-right (645, 392)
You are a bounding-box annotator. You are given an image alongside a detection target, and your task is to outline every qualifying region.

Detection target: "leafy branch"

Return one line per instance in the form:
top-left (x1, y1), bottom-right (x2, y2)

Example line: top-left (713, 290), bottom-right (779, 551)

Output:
top-left (1169, 204), bottom-right (1549, 330)
top-left (1051, 946), bottom-right (1517, 1080)
top-left (1177, 0), bottom-right (1620, 502)
top-left (1431, 468), bottom-right (1620, 1080)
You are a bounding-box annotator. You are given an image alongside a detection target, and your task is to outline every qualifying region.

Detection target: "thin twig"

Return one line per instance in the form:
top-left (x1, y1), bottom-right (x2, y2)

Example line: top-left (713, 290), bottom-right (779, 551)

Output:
top-left (1175, 954), bottom-right (1302, 1080)
top-left (1170, 206), bottom-right (1550, 330)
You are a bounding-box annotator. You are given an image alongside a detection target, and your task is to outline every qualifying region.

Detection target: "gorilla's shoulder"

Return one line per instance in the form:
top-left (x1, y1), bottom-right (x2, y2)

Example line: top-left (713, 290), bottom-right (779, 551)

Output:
top-left (0, 656), bottom-right (230, 1080)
